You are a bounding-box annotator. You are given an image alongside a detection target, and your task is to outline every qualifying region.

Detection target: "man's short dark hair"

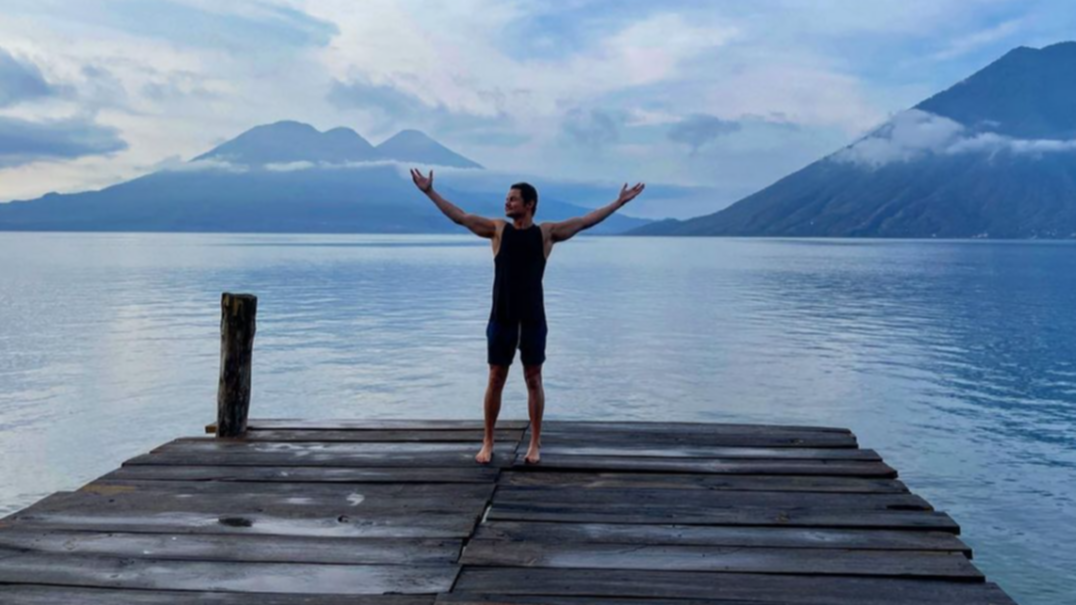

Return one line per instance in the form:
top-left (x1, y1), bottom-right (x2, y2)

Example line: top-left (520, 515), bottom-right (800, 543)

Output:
top-left (511, 182), bottom-right (538, 215)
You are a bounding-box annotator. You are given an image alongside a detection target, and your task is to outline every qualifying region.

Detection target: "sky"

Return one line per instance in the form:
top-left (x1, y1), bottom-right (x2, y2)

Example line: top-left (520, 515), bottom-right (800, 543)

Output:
top-left (1, 0), bottom-right (1075, 219)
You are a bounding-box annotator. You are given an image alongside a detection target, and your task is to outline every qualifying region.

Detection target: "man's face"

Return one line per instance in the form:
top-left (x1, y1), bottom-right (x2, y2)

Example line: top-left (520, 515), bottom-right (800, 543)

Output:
top-left (504, 188), bottom-right (531, 218)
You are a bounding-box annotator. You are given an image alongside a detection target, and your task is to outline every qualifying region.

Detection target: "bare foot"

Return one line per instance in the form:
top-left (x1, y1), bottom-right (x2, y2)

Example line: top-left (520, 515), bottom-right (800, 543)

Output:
top-left (524, 443), bottom-right (541, 465)
top-left (475, 441), bottom-right (494, 465)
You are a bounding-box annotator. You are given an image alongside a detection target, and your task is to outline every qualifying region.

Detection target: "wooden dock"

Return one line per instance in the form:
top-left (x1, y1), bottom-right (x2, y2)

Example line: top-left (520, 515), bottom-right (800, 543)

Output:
top-left (0, 418), bottom-right (1016, 604)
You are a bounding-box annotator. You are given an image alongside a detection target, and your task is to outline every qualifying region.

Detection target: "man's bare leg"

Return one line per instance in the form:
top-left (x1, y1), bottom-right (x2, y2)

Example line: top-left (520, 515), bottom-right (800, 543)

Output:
top-left (523, 363), bottom-right (544, 464)
top-left (477, 364), bottom-right (509, 464)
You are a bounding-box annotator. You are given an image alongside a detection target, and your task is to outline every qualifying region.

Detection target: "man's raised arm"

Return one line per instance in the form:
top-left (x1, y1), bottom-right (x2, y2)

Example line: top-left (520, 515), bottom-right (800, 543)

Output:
top-left (410, 168), bottom-right (498, 239)
top-left (547, 182), bottom-right (645, 243)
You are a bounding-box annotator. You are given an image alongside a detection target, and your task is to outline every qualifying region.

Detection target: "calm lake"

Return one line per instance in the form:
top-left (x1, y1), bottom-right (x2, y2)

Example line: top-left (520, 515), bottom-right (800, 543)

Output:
top-left (1, 232), bottom-right (1074, 604)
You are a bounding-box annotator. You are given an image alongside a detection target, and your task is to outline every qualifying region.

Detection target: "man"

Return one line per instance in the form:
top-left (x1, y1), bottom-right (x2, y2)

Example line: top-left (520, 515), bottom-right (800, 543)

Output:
top-left (410, 168), bottom-right (645, 464)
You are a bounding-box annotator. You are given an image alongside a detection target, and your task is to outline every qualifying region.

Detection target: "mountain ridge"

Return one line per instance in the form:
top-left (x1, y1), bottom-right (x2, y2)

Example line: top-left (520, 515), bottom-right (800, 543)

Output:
top-left (193, 121), bottom-right (483, 169)
top-left (0, 121), bottom-right (647, 234)
top-left (375, 129), bottom-right (483, 168)
top-left (631, 41), bottom-right (1076, 239)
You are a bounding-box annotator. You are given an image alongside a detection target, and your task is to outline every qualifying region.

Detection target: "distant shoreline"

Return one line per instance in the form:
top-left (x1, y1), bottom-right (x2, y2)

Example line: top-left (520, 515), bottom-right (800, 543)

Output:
top-left (2, 229), bottom-right (1076, 242)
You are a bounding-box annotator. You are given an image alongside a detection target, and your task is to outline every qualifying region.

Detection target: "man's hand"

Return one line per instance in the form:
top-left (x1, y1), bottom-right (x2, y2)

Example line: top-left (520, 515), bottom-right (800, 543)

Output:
top-left (617, 182), bottom-right (645, 205)
top-left (547, 181), bottom-right (647, 244)
top-left (412, 168), bottom-right (498, 238)
top-left (411, 168), bottom-right (434, 194)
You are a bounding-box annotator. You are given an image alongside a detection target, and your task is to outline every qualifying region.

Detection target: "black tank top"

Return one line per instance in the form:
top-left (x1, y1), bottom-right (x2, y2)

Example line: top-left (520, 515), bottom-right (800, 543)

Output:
top-left (491, 223), bottom-right (547, 323)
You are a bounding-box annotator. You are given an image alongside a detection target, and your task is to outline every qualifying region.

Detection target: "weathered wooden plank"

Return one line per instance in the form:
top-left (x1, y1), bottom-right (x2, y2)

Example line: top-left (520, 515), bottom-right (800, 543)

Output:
top-left (488, 502), bottom-right (960, 531)
top-left (535, 421), bottom-right (853, 434)
top-left (473, 521), bottom-right (971, 554)
top-left (206, 419), bottom-right (530, 432)
top-left (1, 510), bottom-right (479, 538)
top-left (99, 465), bottom-right (500, 484)
top-left (524, 430), bottom-right (858, 449)
top-left (499, 471), bottom-right (909, 493)
top-left (459, 540), bottom-right (981, 579)
top-left (0, 586), bottom-right (431, 605)
top-left (80, 480), bottom-right (495, 500)
top-left (532, 445), bottom-right (880, 461)
top-left (221, 429), bottom-right (524, 443)
top-left (19, 487), bottom-right (487, 517)
top-left (126, 441), bottom-right (518, 468)
top-left (0, 529), bottom-right (461, 565)
top-left (494, 486), bottom-right (931, 511)
top-left (156, 440), bottom-right (516, 455)
top-left (437, 596), bottom-right (789, 605)
top-left (218, 419), bottom-right (845, 434)
top-left (124, 451), bottom-right (514, 469)
top-left (453, 569), bottom-right (1016, 604)
top-left (0, 551), bottom-right (458, 594)
top-left (509, 455), bottom-right (898, 477)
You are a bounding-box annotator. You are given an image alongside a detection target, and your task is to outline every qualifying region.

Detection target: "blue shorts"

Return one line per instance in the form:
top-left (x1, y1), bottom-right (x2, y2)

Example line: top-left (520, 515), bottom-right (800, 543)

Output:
top-left (487, 319), bottom-right (547, 367)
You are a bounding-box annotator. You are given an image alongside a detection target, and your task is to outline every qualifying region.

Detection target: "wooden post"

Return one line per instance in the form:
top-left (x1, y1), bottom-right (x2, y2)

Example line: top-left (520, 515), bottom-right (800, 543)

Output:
top-left (217, 292), bottom-right (257, 438)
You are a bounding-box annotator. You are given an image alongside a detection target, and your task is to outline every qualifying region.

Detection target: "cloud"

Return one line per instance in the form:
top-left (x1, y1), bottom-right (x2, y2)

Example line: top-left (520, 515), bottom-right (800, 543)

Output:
top-left (931, 18), bottom-right (1025, 61)
top-left (141, 71), bottom-right (218, 103)
top-left (834, 109), bottom-right (1076, 167)
top-left (327, 75), bottom-right (510, 126)
top-left (0, 115), bottom-right (127, 167)
top-left (0, 47), bottom-right (58, 107)
top-left (598, 12), bottom-right (739, 86)
top-left (562, 108), bottom-right (622, 147)
top-left (156, 156), bottom-right (248, 173)
top-left (327, 75), bottom-right (525, 149)
top-left (318, 5), bottom-right (737, 125)
top-left (264, 160), bottom-right (315, 172)
top-left (667, 114), bottom-right (741, 153)
top-left (161, 157), bottom-right (467, 174)
top-left (4, 0), bottom-right (1074, 212)
top-left (78, 64), bottom-right (130, 109)
top-left (835, 109), bottom-right (964, 166)
top-left (6, 1), bottom-right (339, 52)
top-left (327, 76), bottom-right (430, 120)
top-left (949, 132), bottom-right (1076, 155)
